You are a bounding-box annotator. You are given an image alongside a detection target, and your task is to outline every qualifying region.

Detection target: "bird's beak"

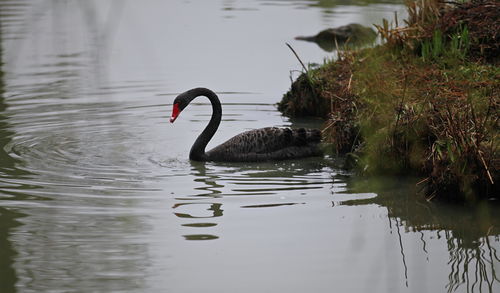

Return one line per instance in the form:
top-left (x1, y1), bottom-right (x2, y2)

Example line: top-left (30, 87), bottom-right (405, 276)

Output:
top-left (170, 103), bottom-right (180, 123)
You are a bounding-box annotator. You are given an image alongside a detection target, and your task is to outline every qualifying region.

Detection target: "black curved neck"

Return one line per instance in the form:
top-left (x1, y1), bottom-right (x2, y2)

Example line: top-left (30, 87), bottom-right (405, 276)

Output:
top-left (186, 88), bottom-right (222, 161)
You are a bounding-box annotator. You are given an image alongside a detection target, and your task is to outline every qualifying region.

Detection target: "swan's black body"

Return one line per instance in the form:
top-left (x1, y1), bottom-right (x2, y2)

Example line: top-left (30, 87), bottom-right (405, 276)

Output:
top-left (170, 88), bottom-right (322, 162)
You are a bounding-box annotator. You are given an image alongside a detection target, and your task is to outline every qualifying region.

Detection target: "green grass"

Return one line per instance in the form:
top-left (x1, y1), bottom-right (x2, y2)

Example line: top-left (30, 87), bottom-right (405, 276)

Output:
top-left (348, 46), bottom-right (498, 200)
top-left (279, 0), bottom-right (499, 200)
top-left (421, 25), bottom-right (470, 62)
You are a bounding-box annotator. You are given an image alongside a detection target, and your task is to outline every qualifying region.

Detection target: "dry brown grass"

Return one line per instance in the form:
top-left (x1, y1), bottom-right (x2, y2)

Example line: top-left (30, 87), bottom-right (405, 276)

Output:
top-left (279, 0), bottom-right (499, 200)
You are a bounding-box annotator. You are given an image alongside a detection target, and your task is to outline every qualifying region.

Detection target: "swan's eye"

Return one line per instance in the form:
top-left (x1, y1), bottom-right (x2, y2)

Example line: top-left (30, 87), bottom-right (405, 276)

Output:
top-left (170, 103), bottom-right (181, 123)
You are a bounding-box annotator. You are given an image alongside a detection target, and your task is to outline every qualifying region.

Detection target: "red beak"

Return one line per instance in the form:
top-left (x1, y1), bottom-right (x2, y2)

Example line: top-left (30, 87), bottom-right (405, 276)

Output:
top-left (170, 103), bottom-right (180, 123)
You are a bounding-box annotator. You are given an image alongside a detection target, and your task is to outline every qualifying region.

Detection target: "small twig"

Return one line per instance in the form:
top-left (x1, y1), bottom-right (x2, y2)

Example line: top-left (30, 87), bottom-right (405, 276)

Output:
top-left (439, 1), bottom-right (462, 6)
top-left (322, 120), bottom-right (336, 134)
top-left (289, 69), bottom-right (303, 84)
top-left (478, 93), bottom-right (494, 143)
top-left (478, 150), bottom-right (494, 185)
top-left (286, 42), bottom-right (318, 101)
top-left (393, 71), bottom-right (408, 140)
top-left (334, 37), bottom-right (341, 60)
top-left (416, 177), bottom-right (430, 186)
top-left (486, 226), bottom-right (494, 236)
top-left (426, 190), bottom-right (437, 202)
top-left (333, 94), bottom-right (346, 102)
top-left (286, 43), bottom-right (308, 74)
top-left (347, 74), bottom-right (353, 91)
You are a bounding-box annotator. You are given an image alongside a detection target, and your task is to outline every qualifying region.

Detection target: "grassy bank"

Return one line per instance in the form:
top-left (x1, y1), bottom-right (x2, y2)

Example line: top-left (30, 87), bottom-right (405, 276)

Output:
top-left (278, 0), bottom-right (499, 201)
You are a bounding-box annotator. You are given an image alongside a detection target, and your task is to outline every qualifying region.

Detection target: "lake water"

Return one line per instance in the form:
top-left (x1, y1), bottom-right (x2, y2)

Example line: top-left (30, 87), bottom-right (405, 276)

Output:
top-left (0, 0), bottom-right (498, 292)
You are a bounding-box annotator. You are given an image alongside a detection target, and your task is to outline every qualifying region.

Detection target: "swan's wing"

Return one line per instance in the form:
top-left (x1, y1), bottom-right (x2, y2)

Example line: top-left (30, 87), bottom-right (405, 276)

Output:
top-left (206, 127), bottom-right (321, 160)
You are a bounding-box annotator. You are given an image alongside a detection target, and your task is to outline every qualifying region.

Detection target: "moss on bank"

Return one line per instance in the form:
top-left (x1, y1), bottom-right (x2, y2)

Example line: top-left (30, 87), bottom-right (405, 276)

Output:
top-left (279, 0), bottom-right (499, 201)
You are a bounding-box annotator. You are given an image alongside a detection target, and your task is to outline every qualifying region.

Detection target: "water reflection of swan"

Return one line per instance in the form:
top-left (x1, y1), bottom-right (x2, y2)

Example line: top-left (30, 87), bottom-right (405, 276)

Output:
top-left (173, 157), bottom-right (336, 241)
top-left (172, 200), bottom-right (222, 241)
top-left (191, 161), bottom-right (224, 198)
top-left (170, 88), bottom-right (322, 162)
top-left (171, 162), bottom-right (224, 241)
top-left (189, 158), bottom-right (334, 197)
top-left (172, 202), bottom-right (223, 219)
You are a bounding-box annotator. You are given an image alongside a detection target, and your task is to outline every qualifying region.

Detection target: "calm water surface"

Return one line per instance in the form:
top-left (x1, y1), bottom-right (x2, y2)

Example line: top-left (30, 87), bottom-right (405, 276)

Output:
top-left (0, 1), bottom-right (498, 292)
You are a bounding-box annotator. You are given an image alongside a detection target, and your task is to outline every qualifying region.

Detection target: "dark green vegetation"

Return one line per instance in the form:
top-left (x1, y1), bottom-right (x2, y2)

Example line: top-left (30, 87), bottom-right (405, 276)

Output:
top-left (279, 0), bottom-right (499, 201)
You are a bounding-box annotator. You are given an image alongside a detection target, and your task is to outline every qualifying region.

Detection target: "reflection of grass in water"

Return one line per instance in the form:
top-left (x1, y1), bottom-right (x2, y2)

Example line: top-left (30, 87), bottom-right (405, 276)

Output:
top-left (446, 235), bottom-right (499, 293)
top-left (342, 176), bottom-right (500, 292)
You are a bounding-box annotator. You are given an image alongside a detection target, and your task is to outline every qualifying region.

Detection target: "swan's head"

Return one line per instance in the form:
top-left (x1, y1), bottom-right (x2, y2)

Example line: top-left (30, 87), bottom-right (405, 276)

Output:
top-left (170, 88), bottom-right (215, 123)
top-left (169, 103), bottom-right (181, 123)
top-left (169, 92), bottom-right (191, 123)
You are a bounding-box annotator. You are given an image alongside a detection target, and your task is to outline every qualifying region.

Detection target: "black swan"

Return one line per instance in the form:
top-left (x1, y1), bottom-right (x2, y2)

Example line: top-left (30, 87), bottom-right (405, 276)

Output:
top-left (170, 88), bottom-right (322, 162)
